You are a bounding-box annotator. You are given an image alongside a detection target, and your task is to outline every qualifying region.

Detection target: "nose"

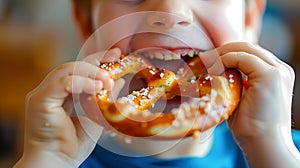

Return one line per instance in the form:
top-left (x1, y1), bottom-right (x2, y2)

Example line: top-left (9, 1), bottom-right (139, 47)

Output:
top-left (147, 0), bottom-right (193, 28)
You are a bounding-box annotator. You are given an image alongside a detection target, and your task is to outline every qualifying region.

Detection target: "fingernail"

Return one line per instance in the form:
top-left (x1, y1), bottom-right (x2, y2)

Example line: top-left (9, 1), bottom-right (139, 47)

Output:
top-left (98, 69), bottom-right (110, 77)
top-left (110, 47), bottom-right (121, 55)
top-left (104, 48), bottom-right (121, 62)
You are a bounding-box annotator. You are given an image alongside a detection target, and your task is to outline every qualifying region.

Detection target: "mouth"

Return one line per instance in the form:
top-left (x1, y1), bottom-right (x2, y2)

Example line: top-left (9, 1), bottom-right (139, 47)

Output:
top-left (134, 47), bottom-right (201, 60)
top-left (133, 47), bottom-right (202, 72)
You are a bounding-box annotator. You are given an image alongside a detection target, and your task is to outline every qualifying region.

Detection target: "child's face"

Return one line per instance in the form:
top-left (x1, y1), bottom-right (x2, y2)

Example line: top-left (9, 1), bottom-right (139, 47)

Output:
top-left (90, 0), bottom-right (249, 54)
top-left (87, 0), bottom-right (251, 129)
top-left (77, 1), bottom-right (263, 155)
top-left (86, 0), bottom-right (249, 133)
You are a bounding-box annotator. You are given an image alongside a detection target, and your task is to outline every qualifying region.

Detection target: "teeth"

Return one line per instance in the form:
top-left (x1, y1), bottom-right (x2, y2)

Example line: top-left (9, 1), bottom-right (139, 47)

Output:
top-left (155, 52), bottom-right (164, 59)
top-left (188, 50), bottom-right (194, 57)
top-left (139, 49), bottom-right (200, 60)
top-left (180, 51), bottom-right (189, 57)
top-left (148, 52), bottom-right (155, 59)
top-left (164, 54), bottom-right (173, 60)
top-left (173, 53), bottom-right (181, 59)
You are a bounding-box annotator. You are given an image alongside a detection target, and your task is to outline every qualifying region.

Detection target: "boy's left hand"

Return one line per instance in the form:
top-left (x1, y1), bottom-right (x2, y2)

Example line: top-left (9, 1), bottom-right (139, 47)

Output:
top-left (201, 42), bottom-right (295, 141)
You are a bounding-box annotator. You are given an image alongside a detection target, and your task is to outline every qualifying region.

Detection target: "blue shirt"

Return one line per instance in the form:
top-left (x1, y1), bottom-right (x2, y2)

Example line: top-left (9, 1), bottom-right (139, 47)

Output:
top-left (80, 122), bottom-right (300, 168)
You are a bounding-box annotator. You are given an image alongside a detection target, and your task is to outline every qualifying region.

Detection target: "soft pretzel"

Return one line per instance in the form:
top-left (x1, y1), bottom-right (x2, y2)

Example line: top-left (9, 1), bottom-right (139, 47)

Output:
top-left (94, 54), bottom-right (243, 139)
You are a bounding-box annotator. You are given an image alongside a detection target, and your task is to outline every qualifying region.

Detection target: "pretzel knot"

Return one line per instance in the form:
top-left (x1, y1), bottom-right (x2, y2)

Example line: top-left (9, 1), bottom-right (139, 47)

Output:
top-left (95, 54), bottom-right (243, 139)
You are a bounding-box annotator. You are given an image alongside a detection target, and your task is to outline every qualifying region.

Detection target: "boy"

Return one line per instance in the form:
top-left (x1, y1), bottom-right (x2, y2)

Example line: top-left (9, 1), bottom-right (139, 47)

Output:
top-left (14, 0), bottom-right (300, 167)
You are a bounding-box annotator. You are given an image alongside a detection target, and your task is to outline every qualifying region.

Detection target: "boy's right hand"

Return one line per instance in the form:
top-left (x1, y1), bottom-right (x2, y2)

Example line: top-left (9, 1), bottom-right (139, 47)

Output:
top-left (14, 48), bottom-right (121, 168)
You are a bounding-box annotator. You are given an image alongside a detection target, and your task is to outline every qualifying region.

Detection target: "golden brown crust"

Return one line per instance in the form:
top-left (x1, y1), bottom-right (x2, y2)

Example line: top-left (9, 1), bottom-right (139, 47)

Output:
top-left (94, 54), bottom-right (243, 139)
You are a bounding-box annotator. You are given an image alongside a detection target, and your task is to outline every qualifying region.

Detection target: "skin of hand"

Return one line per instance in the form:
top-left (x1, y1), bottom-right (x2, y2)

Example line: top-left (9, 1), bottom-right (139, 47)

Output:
top-left (14, 48), bottom-right (122, 167)
top-left (221, 43), bottom-right (294, 139)
top-left (200, 42), bottom-right (299, 167)
top-left (201, 42), bottom-right (295, 138)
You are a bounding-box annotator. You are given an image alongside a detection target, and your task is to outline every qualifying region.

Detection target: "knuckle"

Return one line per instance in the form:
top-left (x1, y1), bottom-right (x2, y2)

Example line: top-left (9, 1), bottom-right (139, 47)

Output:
top-left (285, 64), bottom-right (295, 81)
top-left (237, 51), bottom-right (248, 57)
top-left (268, 65), bottom-right (295, 83)
top-left (239, 41), bottom-right (256, 49)
top-left (268, 66), bottom-right (280, 75)
top-left (59, 75), bottom-right (73, 88)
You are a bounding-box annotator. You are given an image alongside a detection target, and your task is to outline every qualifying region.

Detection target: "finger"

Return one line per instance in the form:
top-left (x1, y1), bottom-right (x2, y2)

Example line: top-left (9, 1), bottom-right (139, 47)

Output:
top-left (220, 52), bottom-right (273, 78)
top-left (63, 76), bottom-right (105, 95)
top-left (83, 48), bottom-right (122, 66)
top-left (42, 75), bottom-right (105, 101)
top-left (42, 62), bottom-right (114, 91)
top-left (72, 62), bottom-right (114, 91)
top-left (218, 42), bottom-right (295, 78)
top-left (221, 51), bottom-right (295, 103)
top-left (216, 42), bottom-right (279, 66)
top-left (200, 42), bottom-right (294, 80)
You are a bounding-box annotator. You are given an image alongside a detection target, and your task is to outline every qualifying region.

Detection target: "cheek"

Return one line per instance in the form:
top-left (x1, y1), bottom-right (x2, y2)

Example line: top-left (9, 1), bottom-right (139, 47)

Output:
top-left (90, 4), bottom-right (135, 52)
top-left (207, 13), bottom-right (245, 46)
top-left (91, 2), bottom-right (147, 52)
top-left (94, 2), bottom-right (141, 27)
top-left (193, 4), bottom-right (245, 47)
top-left (94, 7), bottom-right (122, 27)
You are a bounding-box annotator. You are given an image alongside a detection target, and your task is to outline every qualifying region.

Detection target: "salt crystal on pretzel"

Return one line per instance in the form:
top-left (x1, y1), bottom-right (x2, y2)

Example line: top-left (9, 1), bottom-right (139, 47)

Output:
top-left (94, 54), bottom-right (243, 139)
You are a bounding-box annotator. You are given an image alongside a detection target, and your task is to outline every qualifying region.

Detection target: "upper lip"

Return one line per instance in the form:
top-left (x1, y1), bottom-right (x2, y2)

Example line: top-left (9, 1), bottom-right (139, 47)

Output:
top-left (127, 32), bottom-right (211, 54)
top-left (123, 34), bottom-right (210, 69)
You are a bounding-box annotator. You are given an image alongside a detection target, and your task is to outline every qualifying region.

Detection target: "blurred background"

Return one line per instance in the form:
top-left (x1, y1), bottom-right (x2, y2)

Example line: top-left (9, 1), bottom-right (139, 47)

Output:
top-left (0, 0), bottom-right (300, 167)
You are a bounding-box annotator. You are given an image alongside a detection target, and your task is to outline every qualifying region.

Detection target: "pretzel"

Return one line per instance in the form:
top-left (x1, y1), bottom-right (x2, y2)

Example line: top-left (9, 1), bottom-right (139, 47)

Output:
top-left (94, 54), bottom-right (243, 139)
